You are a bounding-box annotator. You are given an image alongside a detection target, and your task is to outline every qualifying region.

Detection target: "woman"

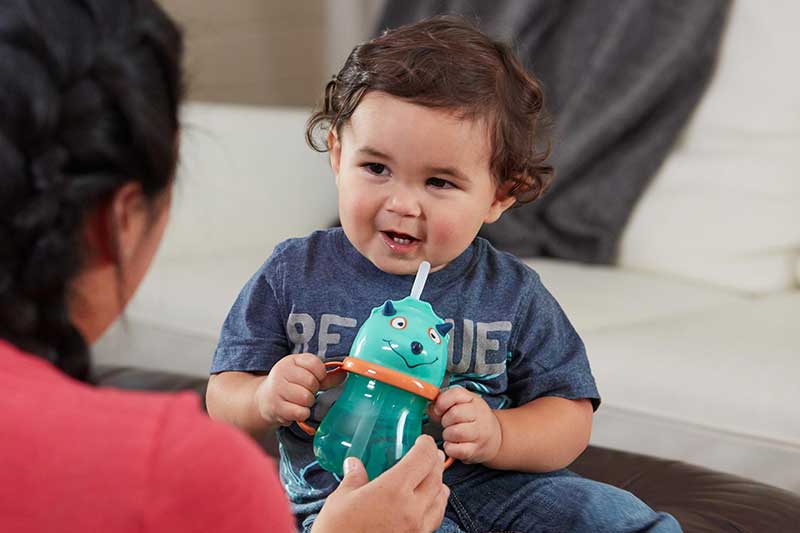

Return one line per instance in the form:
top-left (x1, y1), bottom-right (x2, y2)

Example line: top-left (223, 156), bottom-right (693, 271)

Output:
top-left (0, 1), bottom-right (448, 531)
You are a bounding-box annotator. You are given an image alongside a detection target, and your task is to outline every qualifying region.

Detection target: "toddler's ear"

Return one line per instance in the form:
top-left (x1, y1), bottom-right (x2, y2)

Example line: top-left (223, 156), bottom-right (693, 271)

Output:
top-left (484, 181), bottom-right (517, 224)
top-left (328, 130), bottom-right (342, 182)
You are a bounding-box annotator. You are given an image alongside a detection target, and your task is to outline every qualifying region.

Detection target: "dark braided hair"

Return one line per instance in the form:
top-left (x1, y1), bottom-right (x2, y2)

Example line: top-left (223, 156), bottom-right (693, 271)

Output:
top-left (0, 0), bottom-right (183, 381)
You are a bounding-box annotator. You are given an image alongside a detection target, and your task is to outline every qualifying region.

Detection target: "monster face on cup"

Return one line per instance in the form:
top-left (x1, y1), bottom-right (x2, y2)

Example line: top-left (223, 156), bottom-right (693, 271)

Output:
top-left (351, 297), bottom-right (452, 388)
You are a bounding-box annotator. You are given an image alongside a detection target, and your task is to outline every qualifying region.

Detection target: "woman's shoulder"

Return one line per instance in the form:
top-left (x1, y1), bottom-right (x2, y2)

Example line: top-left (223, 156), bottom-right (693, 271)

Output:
top-left (0, 342), bottom-right (294, 531)
top-left (146, 394), bottom-right (295, 531)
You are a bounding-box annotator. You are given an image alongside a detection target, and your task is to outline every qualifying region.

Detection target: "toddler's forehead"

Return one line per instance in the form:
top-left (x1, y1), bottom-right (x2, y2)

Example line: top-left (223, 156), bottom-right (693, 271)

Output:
top-left (344, 92), bottom-right (493, 170)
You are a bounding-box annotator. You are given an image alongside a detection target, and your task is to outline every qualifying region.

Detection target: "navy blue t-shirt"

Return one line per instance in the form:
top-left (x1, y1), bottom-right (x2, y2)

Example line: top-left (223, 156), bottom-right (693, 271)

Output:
top-left (212, 228), bottom-right (600, 518)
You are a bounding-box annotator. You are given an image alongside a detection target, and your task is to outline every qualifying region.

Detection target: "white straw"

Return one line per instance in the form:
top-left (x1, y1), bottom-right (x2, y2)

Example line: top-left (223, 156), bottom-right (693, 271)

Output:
top-left (410, 261), bottom-right (431, 300)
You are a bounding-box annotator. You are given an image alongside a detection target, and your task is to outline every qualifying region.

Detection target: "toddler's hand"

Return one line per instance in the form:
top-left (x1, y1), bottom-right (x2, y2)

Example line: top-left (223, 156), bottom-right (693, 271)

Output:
top-left (255, 353), bottom-right (344, 427)
top-left (428, 386), bottom-right (502, 464)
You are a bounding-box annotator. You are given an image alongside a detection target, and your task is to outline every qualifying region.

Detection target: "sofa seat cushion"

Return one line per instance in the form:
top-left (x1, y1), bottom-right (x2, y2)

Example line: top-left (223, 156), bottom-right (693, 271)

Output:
top-left (95, 252), bottom-right (272, 376)
top-left (580, 291), bottom-right (799, 445)
top-left (524, 258), bottom-right (745, 332)
top-left (582, 292), bottom-right (800, 491)
top-left (126, 251), bottom-right (270, 338)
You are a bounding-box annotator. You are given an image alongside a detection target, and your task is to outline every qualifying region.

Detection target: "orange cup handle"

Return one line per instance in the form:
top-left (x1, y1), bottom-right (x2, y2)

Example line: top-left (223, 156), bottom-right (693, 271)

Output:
top-left (297, 420), bottom-right (316, 436)
top-left (443, 455), bottom-right (455, 469)
top-left (295, 361), bottom-right (344, 436)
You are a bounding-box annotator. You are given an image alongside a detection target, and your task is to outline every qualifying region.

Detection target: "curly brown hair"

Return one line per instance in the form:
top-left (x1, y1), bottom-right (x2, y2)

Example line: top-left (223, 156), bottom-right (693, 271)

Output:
top-left (306, 15), bottom-right (553, 204)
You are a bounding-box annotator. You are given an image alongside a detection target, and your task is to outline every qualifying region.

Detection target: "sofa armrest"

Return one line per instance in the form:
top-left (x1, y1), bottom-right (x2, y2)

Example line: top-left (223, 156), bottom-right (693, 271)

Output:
top-left (570, 446), bottom-right (800, 531)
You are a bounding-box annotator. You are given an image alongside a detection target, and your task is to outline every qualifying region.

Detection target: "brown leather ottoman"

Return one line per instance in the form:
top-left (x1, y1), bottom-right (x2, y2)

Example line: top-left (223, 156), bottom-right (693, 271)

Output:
top-left (94, 366), bottom-right (800, 532)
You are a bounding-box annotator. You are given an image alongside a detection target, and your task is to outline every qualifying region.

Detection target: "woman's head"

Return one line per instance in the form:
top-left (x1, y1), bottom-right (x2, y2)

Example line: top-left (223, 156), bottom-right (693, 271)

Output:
top-left (0, 0), bottom-right (183, 380)
top-left (307, 15), bottom-right (553, 204)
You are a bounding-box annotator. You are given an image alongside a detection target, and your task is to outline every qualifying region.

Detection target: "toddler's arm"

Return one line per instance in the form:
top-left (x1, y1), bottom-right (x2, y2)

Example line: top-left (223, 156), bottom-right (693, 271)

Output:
top-left (488, 395), bottom-right (592, 471)
top-left (207, 371), bottom-right (272, 436)
top-left (207, 353), bottom-right (344, 437)
top-left (430, 388), bottom-right (592, 472)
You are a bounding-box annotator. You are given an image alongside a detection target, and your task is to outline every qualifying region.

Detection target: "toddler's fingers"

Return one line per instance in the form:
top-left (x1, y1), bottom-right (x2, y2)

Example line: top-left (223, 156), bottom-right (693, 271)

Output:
top-left (274, 402), bottom-right (311, 424)
top-left (431, 386), bottom-right (472, 418)
top-left (279, 382), bottom-right (316, 408)
top-left (283, 364), bottom-right (321, 394)
top-left (426, 403), bottom-right (442, 424)
top-left (442, 421), bottom-right (479, 443)
top-left (443, 441), bottom-right (479, 463)
top-left (440, 402), bottom-right (477, 428)
top-left (292, 353), bottom-right (328, 383)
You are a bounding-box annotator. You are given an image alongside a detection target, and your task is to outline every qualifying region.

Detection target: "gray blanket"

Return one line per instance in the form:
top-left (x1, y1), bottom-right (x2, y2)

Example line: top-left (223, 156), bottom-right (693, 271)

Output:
top-left (377, 0), bottom-right (731, 263)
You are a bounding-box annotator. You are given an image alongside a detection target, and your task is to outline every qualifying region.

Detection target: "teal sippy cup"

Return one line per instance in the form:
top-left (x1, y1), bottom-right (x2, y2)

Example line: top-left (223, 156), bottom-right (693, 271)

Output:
top-left (299, 261), bottom-right (452, 480)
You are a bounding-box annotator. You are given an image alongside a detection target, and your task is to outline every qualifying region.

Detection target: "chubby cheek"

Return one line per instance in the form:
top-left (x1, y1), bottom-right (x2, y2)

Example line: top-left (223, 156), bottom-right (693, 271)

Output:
top-left (340, 187), bottom-right (378, 234)
top-left (428, 214), bottom-right (478, 256)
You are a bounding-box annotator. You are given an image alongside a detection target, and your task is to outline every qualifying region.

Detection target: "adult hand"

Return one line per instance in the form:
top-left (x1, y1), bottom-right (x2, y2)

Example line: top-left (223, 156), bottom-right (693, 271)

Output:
top-left (312, 435), bottom-right (449, 533)
top-left (254, 353), bottom-right (344, 427)
top-left (428, 386), bottom-right (502, 464)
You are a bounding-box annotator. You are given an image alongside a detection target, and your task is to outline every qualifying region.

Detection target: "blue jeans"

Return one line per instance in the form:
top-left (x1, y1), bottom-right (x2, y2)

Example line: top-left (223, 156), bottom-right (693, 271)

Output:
top-left (436, 463), bottom-right (681, 532)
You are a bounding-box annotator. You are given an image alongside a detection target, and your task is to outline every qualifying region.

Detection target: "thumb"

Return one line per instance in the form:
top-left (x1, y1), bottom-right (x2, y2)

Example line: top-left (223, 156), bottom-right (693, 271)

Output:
top-left (337, 457), bottom-right (369, 491)
top-left (426, 403), bottom-right (442, 424)
top-left (320, 368), bottom-right (347, 390)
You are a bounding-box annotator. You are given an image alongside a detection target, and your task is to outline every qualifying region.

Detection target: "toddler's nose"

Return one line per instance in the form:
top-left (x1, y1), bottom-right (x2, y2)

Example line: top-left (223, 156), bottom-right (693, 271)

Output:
top-left (411, 341), bottom-right (423, 355)
top-left (386, 186), bottom-right (422, 217)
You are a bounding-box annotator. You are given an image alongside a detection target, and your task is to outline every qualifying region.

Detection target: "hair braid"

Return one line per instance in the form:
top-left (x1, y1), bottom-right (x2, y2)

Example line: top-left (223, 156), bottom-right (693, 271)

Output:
top-left (0, 0), bottom-right (183, 381)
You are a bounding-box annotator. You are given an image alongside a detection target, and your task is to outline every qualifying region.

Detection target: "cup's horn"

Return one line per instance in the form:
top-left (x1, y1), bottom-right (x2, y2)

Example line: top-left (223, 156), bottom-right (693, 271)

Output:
top-left (382, 300), bottom-right (397, 316)
top-left (436, 322), bottom-right (453, 337)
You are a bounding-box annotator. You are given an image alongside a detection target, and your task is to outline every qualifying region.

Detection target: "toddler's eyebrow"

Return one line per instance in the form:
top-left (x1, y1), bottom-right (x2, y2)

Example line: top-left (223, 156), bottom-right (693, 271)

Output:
top-left (357, 146), bottom-right (394, 162)
top-left (427, 165), bottom-right (468, 182)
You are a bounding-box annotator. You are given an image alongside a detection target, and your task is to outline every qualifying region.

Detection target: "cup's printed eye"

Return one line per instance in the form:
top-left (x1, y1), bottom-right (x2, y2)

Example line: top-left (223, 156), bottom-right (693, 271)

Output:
top-left (428, 327), bottom-right (441, 344)
top-left (390, 316), bottom-right (407, 329)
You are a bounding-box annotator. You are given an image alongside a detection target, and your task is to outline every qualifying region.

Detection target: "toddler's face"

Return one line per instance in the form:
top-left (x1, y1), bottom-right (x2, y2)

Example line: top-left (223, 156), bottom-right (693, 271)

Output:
top-left (330, 91), bottom-right (514, 275)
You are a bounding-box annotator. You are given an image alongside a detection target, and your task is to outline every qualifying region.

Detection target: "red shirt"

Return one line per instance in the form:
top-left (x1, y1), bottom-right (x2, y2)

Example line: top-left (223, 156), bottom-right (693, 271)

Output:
top-left (0, 340), bottom-right (294, 533)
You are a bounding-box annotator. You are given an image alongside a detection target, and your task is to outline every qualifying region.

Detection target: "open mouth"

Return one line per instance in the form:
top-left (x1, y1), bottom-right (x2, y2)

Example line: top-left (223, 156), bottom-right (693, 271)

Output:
top-left (382, 230), bottom-right (419, 245)
top-left (383, 339), bottom-right (438, 368)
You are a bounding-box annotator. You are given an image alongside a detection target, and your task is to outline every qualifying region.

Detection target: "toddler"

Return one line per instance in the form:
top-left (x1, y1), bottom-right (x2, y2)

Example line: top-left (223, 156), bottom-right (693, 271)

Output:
top-left (208, 16), bottom-right (680, 533)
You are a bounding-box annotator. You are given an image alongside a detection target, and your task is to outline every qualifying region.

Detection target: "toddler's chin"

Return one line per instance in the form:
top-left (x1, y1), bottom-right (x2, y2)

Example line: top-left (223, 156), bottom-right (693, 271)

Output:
top-left (370, 257), bottom-right (419, 276)
top-left (369, 255), bottom-right (449, 275)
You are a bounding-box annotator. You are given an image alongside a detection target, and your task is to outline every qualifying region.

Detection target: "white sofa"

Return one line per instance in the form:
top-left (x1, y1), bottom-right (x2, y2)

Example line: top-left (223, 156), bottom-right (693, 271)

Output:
top-left (95, 2), bottom-right (799, 492)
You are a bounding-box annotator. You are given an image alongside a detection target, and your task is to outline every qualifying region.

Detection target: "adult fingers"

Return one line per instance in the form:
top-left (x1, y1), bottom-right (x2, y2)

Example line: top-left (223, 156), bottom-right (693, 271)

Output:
top-left (421, 482), bottom-right (450, 532)
top-left (431, 386), bottom-right (473, 418)
top-left (336, 457), bottom-right (369, 492)
top-left (383, 435), bottom-right (441, 490)
top-left (292, 353), bottom-right (328, 383)
top-left (413, 449), bottom-right (445, 501)
top-left (441, 402), bottom-right (477, 428)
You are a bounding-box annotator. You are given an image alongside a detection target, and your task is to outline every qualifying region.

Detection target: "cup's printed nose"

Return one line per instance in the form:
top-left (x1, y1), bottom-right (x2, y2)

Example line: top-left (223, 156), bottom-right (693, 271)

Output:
top-left (411, 341), bottom-right (423, 354)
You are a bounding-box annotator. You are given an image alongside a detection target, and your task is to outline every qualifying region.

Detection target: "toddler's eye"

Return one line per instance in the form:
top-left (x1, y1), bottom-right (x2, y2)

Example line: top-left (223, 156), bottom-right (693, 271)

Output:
top-left (427, 177), bottom-right (455, 189)
top-left (390, 316), bottom-right (407, 329)
top-left (364, 163), bottom-right (389, 176)
top-left (428, 327), bottom-right (441, 344)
